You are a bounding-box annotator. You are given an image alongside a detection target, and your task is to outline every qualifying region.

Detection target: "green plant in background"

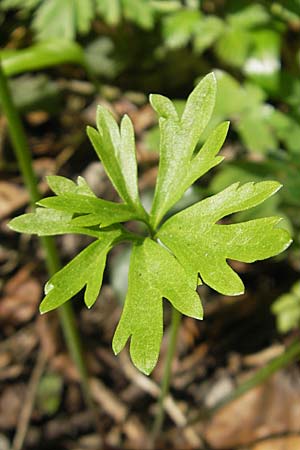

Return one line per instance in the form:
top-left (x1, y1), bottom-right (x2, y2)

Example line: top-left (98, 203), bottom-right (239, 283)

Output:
top-left (0, 40), bottom-right (86, 77)
top-left (0, 0), bottom-right (181, 39)
top-left (9, 73), bottom-right (292, 376)
top-left (272, 281), bottom-right (300, 333)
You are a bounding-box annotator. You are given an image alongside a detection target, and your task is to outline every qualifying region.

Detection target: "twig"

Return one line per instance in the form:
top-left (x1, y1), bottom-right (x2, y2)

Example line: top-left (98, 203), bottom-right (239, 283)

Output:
top-left (119, 351), bottom-right (203, 448)
top-left (11, 348), bottom-right (47, 450)
top-left (151, 307), bottom-right (181, 442)
top-left (90, 377), bottom-right (148, 447)
top-left (187, 337), bottom-right (300, 426)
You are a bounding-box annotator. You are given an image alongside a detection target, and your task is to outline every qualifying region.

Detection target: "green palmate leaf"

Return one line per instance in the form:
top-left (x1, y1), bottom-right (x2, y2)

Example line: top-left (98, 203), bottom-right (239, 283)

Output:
top-left (8, 70), bottom-right (293, 376)
top-left (112, 238), bottom-right (202, 374)
top-left (40, 229), bottom-right (122, 313)
top-left (150, 73), bottom-right (219, 228)
top-left (87, 109), bottom-right (141, 209)
top-left (38, 194), bottom-right (138, 227)
top-left (157, 181), bottom-right (292, 296)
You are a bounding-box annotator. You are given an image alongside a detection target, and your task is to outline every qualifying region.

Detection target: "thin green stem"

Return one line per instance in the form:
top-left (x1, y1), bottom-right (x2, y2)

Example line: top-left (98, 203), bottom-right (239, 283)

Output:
top-left (0, 61), bottom-right (94, 414)
top-left (151, 307), bottom-right (182, 443)
top-left (188, 337), bottom-right (300, 425)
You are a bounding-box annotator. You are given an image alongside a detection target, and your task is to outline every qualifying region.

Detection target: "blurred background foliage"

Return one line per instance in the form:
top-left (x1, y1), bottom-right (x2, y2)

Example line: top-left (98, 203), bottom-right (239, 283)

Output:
top-left (1, 0), bottom-right (300, 334)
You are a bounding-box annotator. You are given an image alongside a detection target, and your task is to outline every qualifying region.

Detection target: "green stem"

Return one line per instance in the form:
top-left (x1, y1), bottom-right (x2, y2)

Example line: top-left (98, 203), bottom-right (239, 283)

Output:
top-left (151, 307), bottom-right (181, 442)
top-left (188, 337), bottom-right (300, 425)
top-left (0, 61), bottom-right (94, 413)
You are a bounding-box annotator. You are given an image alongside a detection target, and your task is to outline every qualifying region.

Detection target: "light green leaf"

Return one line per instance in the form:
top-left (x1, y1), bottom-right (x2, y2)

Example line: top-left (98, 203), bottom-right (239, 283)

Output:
top-left (181, 121), bottom-right (229, 192)
top-left (149, 94), bottom-right (178, 120)
top-left (36, 373), bottom-right (63, 416)
top-left (74, 0), bottom-right (94, 34)
top-left (266, 109), bottom-right (300, 154)
top-left (46, 175), bottom-right (96, 196)
top-left (158, 181), bottom-right (292, 296)
top-left (162, 9), bottom-right (202, 48)
top-left (40, 231), bottom-right (120, 313)
top-left (243, 29), bottom-right (281, 84)
top-left (8, 208), bottom-right (101, 238)
top-left (35, 369), bottom-right (64, 416)
top-left (84, 37), bottom-right (119, 78)
top-left (228, 4), bottom-right (270, 29)
top-left (1, 40), bottom-right (85, 77)
top-left (112, 238), bottom-right (202, 374)
top-left (95, 0), bottom-right (121, 25)
top-left (122, 0), bottom-right (154, 29)
top-left (150, 73), bottom-right (217, 228)
top-left (237, 108), bottom-right (277, 153)
top-left (0, 0), bottom-right (40, 10)
top-left (7, 74), bottom-right (60, 114)
top-left (272, 281), bottom-right (300, 333)
top-left (46, 175), bottom-right (77, 195)
top-left (193, 16), bottom-right (224, 53)
top-left (37, 194), bottom-right (138, 227)
top-left (87, 107), bottom-right (141, 208)
top-left (213, 70), bottom-right (250, 118)
top-left (32, 0), bottom-right (76, 41)
top-left (181, 73), bottom-right (217, 145)
top-left (215, 26), bottom-right (251, 68)
top-left (150, 1), bottom-right (181, 13)
top-left (119, 115), bottom-right (140, 204)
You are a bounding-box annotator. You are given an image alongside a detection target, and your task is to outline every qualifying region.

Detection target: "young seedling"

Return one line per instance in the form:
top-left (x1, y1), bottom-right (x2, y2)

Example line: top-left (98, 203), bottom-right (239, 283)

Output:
top-left (9, 73), bottom-right (292, 376)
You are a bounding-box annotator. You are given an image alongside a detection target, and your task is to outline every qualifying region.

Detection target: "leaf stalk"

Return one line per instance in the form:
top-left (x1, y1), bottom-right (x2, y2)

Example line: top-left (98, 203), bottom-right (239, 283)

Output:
top-left (0, 61), bottom-right (96, 417)
top-left (151, 307), bottom-right (182, 443)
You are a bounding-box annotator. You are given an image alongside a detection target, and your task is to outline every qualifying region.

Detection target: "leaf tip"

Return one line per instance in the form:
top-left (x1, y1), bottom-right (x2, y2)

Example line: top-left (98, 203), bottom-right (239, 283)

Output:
top-left (223, 120), bottom-right (230, 130)
top-left (7, 218), bottom-right (16, 231)
top-left (86, 125), bottom-right (98, 138)
top-left (84, 296), bottom-right (96, 309)
top-left (131, 353), bottom-right (156, 375)
top-left (112, 339), bottom-right (121, 356)
top-left (208, 71), bottom-right (217, 84)
top-left (283, 237), bottom-right (293, 252)
top-left (149, 93), bottom-right (155, 105)
top-left (39, 302), bottom-right (49, 315)
top-left (139, 365), bottom-right (153, 376)
top-left (273, 182), bottom-right (283, 194)
top-left (232, 289), bottom-right (245, 296)
top-left (96, 104), bottom-right (104, 116)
